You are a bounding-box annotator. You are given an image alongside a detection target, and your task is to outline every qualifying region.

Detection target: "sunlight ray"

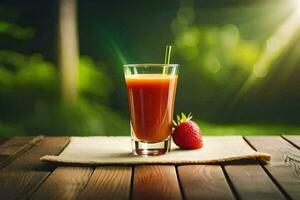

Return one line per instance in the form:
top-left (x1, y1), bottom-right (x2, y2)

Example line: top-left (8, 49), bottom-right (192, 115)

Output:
top-left (232, 7), bottom-right (300, 105)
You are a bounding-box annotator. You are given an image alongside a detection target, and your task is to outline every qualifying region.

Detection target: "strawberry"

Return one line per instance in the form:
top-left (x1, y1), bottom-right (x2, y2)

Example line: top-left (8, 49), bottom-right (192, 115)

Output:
top-left (172, 113), bottom-right (203, 149)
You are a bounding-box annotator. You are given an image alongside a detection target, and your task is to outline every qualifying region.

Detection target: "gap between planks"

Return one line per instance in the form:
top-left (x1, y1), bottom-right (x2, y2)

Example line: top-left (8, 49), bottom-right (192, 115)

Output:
top-left (244, 136), bottom-right (300, 200)
top-left (223, 162), bottom-right (286, 200)
top-left (29, 166), bottom-right (94, 200)
top-left (221, 137), bottom-right (287, 200)
top-left (30, 165), bottom-right (134, 200)
top-left (2, 135), bottom-right (299, 200)
top-left (281, 135), bottom-right (300, 149)
top-left (0, 136), bottom-right (44, 169)
top-left (0, 137), bottom-right (70, 199)
top-left (177, 164), bottom-right (235, 200)
top-left (77, 166), bottom-right (132, 200)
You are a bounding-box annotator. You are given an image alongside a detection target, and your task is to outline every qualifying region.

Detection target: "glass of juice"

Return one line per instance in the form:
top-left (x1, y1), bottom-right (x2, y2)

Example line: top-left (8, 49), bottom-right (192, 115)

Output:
top-left (124, 64), bottom-right (179, 156)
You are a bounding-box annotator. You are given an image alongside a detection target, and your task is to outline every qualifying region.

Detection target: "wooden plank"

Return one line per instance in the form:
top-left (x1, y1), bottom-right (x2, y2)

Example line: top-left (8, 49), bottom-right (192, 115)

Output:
top-left (282, 135), bottom-right (300, 148)
top-left (178, 165), bottom-right (234, 200)
top-left (0, 137), bottom-right (69, 199)
top-left (132, 165), bottom-right (182, 200)
top-left (0, 136), bottom-right (44, 168)
top-left (30, 167), bottom-right (93, 200)
top-left (245, 136), bottom-right (300, 199)
top-left (77, 166), bottom-right (132, 200)
top-left (225, 164), bottom-right (286, 200)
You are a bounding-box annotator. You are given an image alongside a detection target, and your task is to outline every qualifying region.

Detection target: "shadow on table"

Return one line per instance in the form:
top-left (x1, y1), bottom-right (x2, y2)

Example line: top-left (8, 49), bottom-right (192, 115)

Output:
top-left (220, 158), bottom-right (267, 166)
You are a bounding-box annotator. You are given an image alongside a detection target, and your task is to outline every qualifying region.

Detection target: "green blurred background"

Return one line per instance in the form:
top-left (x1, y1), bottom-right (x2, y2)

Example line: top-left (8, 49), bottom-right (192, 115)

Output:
top-left (0, 0), bottom-right (299, 136)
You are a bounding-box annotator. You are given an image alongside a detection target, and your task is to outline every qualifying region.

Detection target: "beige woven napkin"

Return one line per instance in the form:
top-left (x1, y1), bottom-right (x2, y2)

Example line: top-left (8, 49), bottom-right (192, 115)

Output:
top-left (41, 136), bottom-right (271, 165)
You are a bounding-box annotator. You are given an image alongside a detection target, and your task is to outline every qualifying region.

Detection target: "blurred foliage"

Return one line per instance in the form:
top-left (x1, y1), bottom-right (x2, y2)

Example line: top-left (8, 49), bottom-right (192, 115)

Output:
top-left (173, 23), bottom-right (263, 121)
top-left (0, 20), bottom-right (34, 39)
top-left (168, 1), bottom-right (300, 123)
top-left (0, 0), bottom-right (299, 136)
top-left (174, 25), bottom-right (260, 77)
top-left (0, 20), bottom-right (128, 136)
top-left (78, 56), bottom-right (113, 99)
top-left (0, 50), bottom-right (57, 90)
top-left (0, 52), bottom-right (129, 136)
top-left (23, 99), bottom-right (129, 136)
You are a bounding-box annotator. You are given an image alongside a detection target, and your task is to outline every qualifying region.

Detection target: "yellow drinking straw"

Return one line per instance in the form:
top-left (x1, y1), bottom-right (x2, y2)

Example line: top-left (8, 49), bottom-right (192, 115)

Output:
top-left (163, 45), bottom-right (172, 74)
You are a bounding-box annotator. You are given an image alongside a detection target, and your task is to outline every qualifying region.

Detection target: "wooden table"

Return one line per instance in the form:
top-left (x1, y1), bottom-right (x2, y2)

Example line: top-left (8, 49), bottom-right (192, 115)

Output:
top-left (0, 135), bottom-right (299, 200)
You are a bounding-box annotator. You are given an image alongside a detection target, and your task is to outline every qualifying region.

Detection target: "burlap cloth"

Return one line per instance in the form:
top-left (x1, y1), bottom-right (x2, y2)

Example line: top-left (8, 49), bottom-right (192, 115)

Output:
top-left (40, 136), bottom-right (271, 165)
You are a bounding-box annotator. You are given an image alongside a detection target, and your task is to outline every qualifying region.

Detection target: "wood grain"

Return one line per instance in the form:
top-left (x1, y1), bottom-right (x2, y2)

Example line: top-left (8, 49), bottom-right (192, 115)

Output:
top-left (132, 165), bottom-right (182, 200)
top-left (0, 136), bottom-right (44, 168)
top-left (225, 164), bottom-right (285, 200)
top-left (178, 165), bottom-right (234, 200)
top-left (245, 136), bottom-right (300, 200)
top-left (77, 166), bottom-right (132, 200)
top-left (0, 137), bottom-right (69, 200)
top-left (30, 166), bottom-right (93, 200)
top-left (282, 135), bottom-right (300, 148)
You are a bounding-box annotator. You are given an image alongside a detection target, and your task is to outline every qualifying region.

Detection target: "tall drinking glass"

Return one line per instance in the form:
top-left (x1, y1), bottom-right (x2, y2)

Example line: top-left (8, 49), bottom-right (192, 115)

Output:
top-left (124, 64), bottom-right (179, 156)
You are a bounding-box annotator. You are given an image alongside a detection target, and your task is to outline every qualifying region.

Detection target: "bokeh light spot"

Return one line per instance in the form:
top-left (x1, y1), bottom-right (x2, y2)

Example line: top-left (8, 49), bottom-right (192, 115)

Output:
top-left (220, 24), bottom-right (240, 48)
top-left (266, 36), bottom-right (281, 52)
top-left (253, 64), bottom-right (267, 78)
top-left (203, 54), bottom-right (221, 73)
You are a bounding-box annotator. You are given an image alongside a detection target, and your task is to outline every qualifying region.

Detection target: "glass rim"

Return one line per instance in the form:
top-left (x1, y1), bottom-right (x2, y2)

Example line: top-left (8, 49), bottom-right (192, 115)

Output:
top-left (123, 63), bottom-right (179, 67)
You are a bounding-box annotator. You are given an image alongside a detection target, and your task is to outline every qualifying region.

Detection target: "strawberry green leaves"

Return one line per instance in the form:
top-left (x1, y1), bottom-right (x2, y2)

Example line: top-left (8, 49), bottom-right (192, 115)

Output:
top-left (173, 112), bottom-right (193, 127)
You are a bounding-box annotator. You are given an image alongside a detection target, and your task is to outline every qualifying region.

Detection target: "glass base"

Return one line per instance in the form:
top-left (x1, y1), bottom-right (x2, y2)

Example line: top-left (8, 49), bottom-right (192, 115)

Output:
top-left (132, 138), bottom-right (171, 156)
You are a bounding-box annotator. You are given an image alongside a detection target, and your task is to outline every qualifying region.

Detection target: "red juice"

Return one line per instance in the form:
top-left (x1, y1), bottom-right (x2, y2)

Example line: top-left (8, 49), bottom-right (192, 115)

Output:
top-left (125, 74), bottom-right (178, 142)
